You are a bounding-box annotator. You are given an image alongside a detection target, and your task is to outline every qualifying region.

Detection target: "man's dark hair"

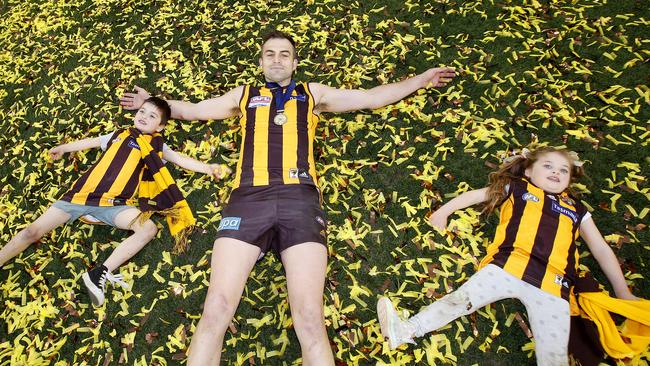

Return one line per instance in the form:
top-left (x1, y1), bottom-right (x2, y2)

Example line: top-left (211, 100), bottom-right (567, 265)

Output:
top-left (261, 30), bottom-right (297, 59)
top-left (143, 96), bottom-right (171, 125)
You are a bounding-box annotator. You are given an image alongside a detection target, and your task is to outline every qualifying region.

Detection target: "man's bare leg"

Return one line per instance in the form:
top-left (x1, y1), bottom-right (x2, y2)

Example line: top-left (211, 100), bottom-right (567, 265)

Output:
top-left (187, 237), bottom-right (261, 366)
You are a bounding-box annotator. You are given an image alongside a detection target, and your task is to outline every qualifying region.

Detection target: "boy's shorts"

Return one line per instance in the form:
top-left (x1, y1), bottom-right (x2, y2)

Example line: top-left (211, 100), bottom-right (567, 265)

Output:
top-left (52, 200), bottom-right (135, 227)
top-left (215, 184), bottom-right (327, 254)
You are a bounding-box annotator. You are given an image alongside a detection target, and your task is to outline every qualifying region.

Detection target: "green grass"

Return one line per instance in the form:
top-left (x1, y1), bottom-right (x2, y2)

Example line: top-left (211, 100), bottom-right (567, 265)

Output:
top-left (0, 0), bottom-right (648, 365)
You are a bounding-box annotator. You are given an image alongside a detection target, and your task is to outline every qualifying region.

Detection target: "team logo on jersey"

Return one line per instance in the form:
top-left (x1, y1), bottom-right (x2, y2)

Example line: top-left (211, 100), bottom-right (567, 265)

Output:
top-left (248, 96), bottom-right (272, 108)
top-left (289, 168), bottom-right (311, 180)
top-left (554, 274), bottom-right (570, 288)
top-left (551, 202), bottom-right (579, 223)
top-left (522, 192), bottom-right (540, 202)
top-left (127, 140), bottom-right (140, 150)
top-left (289, 94), bottom-right (307, 102)
top-left (560, 196), bottom-right (575, 206)
top-left (218, 217), bottom-right (241, 231)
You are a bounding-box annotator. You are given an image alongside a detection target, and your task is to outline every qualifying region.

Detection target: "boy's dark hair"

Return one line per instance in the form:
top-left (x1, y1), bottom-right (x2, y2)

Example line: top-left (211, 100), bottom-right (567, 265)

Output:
top-left (143, 96), bottom-right (171, 125)
top-left (261, 30), bottom-right (297, 59)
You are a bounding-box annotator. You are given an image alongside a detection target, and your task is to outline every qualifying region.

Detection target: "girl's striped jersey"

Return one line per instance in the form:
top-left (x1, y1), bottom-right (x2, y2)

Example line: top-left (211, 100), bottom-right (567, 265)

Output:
top-left (480, 178), bottom-right (589, 300)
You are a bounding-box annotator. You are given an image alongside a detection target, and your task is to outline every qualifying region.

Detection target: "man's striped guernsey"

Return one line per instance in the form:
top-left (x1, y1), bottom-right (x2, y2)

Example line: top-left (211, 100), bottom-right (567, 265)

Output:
top-left (479, 178), bottom-right (588, 300)
top-left (61, 129), bottom-right (163, 206)
top-left (232, 82), bottom-right (320, 189)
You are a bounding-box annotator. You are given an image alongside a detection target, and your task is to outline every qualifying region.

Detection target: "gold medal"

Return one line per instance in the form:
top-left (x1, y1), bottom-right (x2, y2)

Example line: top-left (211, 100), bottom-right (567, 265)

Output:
top-left (273, 113), bottom-right (288, 126)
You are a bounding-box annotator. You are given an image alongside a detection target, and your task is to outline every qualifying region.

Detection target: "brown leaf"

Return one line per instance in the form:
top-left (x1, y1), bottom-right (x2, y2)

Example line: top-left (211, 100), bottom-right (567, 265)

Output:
top-left (345, 239), bottom-right (357, 249)
top-left (64, 304), bottom-right (79, 317)
top-left (102, 352), bottom-right (112, 366)
top-left (139, 312), bottom-right (151, 327)
top-left (228, 322), bottom-right (238, 335)
top-left (145, 332), bottom-right (159, 344)
top-left (379, 279), bottom-right (391, 293)
top-left (423, 236), bottom-right (436, 250)
top-left (470, 312), bottom-right (479, 337)
top-left (484, 160), bottom-right (498, 169)
top-left (515, 312), bottom-right (533, 338)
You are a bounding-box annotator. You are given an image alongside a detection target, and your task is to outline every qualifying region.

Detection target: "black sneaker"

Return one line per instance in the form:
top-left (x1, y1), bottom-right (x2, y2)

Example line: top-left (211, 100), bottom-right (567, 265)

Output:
top-left (82, 265), bottom-right (108, 306)
top-left (82, 265), bottom-right (128, 306)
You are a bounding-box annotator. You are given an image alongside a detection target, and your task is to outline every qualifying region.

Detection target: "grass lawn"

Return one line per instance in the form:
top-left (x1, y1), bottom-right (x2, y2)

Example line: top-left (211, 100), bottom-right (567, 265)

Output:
top-left (0, 0), bottom-right (648, 365)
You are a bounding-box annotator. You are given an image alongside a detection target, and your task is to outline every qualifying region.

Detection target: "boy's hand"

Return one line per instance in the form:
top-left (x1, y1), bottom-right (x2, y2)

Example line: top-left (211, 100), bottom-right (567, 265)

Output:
top-left (48, 146), bottom-right (66, 160)
top-left (120, 85), bottom-right (151, 110)
top-left (428, 211), bottom-right (448, 232)
top-left (208, 164), bottom-right (232, 180)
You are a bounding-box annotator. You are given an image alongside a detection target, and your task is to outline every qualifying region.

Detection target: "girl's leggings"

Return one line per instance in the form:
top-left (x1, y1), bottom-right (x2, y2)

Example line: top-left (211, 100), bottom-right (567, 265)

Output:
top-left (408, 264), bottom-right (571, 366)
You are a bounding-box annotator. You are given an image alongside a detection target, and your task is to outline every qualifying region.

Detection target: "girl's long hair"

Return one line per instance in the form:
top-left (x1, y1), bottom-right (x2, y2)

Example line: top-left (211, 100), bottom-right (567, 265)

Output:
top-left (482, 147), bottom-right (585, 216)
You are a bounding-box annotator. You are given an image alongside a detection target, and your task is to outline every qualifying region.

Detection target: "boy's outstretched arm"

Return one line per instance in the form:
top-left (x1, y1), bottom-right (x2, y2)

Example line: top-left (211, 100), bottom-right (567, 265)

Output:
top-left (162, 149), bottom-right (230, 180)
top-left (49, 137), bottom-right (101, 160)
top-left (120, 85), bottom-right (243, 122)
top-left (580, 218), bottom-right (638, 300)
top-left (428, 188), bottom-right (489, 230)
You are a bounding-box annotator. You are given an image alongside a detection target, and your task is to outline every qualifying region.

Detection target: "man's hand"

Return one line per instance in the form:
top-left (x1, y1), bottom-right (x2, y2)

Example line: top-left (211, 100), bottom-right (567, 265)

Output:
top-left (120, 85), bottom-right (151, 110)
top-left (420, 67), bottom-right (457, 89)
top-left (48, 146), bottom-right (66, 160)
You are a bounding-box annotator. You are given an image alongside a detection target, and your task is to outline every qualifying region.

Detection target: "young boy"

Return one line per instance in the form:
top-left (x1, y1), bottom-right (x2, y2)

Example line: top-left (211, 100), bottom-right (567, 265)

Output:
top-left (0, 97), bottom-right (225, 306)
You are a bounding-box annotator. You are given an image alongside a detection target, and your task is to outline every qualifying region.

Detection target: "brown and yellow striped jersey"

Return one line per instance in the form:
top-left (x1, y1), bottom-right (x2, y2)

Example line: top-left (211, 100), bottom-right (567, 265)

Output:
top-left (60, 129), bottom-right (164, 206)
top-left (479, 178), bottom-right (589, 300)
top-left (232, 82), bottom-right (320, 189)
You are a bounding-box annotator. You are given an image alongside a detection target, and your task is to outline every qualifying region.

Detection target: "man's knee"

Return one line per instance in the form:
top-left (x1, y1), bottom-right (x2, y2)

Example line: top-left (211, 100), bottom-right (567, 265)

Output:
top-left (291, 305), bottom-right (325, 336)
top-left (202, 292), bottom-right (239, 324)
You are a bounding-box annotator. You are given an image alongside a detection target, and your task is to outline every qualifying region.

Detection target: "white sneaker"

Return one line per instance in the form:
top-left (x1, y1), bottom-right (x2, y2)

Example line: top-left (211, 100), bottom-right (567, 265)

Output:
top-left (377, 297), bottom-right (416, 349)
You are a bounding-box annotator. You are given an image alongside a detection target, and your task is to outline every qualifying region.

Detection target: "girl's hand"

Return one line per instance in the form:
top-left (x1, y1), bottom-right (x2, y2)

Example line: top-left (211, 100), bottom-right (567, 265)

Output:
top-left (428, 211), bottom-right (448, 232)
top-left (48, 146), bottom-right (66, 160)
top-left (616, 289), bottom-right (640, 301)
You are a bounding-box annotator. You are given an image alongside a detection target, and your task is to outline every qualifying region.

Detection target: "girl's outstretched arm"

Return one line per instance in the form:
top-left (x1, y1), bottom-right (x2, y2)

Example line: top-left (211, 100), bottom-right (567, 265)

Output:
top-left (429, 187), bottom-right (489, 230)
top-left (580, 217), bottom-right (638, 300)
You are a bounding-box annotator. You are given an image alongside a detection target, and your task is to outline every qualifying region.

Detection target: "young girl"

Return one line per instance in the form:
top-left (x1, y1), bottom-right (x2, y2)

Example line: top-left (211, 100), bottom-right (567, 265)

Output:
top-left (377, 147), bottom-right (638, 365)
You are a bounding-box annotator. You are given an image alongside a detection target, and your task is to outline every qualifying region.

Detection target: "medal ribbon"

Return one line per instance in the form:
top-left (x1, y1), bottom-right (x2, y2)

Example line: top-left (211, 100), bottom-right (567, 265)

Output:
top-left (265, 80), bottom-right (296, 115)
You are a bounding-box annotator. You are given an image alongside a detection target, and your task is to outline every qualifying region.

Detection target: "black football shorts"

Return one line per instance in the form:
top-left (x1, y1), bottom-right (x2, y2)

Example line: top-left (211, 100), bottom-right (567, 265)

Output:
top-left (215, 184), bottom-right (327, 254)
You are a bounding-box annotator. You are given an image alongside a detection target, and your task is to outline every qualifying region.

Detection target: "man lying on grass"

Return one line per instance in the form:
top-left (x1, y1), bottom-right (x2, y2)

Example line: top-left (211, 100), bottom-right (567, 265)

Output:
top-left (121, 30), bottom-right (456, 365)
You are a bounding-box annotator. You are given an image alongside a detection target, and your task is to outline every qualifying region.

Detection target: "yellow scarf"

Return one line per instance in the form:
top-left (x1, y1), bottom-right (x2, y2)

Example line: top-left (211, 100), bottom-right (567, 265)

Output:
top-left (578, 291), bottom-right (650, 359)
top-left (132, 128), bottom-right (195, 253)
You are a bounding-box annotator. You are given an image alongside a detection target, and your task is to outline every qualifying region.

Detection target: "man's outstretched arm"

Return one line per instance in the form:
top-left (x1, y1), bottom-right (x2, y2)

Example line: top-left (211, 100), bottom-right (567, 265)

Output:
top-left (120, 85), bottom-right (244, 121)
top-left (311, 67), bottom-right (456, 114)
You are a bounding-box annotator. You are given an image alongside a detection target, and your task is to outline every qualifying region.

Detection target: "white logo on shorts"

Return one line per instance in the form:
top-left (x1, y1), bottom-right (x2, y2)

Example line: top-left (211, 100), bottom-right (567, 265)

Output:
top-left (218, 217), bottom-right (241, 231)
